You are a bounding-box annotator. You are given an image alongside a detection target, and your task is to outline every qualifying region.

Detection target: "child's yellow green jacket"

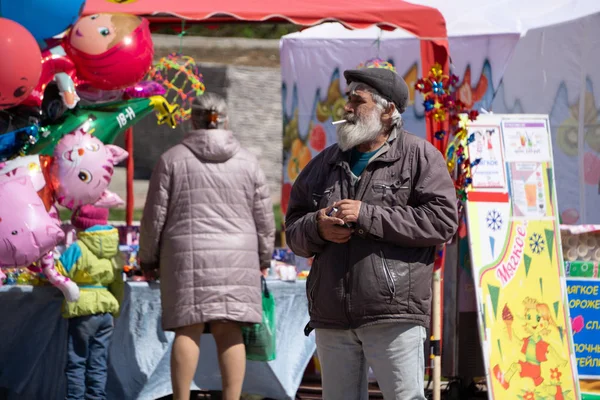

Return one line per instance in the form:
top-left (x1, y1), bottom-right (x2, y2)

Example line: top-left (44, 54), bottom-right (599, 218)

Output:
top-left (56, 225), bottom-right (124, 319)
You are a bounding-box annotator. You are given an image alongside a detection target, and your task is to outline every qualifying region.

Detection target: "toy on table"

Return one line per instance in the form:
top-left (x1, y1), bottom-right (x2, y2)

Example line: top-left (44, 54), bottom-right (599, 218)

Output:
top-left (562, 228), bottom-right (600, 277)
top-left (297, 270), bottom-right (309, 280)
top-left (271, 248), bottom-right (298, 281)
top-left (118, 244), bottom-right (141, 280)
top-left (4, 270), bottom-right (16, 285)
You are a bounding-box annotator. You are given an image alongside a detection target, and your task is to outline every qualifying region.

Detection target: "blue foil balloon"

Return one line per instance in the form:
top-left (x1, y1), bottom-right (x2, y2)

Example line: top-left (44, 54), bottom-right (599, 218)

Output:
top-left (0, 125), bottom-right (39, 161)
top-left (0, 0), bottom-right (86, 42)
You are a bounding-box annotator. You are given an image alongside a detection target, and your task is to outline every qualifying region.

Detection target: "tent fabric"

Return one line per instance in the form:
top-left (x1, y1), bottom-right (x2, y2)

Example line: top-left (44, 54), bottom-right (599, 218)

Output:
top-left (287, 0), bottom-right (600, 38)
top-left (83, 0), bottom-right (448, 40)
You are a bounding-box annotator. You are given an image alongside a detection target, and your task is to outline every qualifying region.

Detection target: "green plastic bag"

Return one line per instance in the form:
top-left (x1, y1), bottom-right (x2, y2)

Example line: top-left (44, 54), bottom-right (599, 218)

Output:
top-left (242, 276), bottom-right (276, 361)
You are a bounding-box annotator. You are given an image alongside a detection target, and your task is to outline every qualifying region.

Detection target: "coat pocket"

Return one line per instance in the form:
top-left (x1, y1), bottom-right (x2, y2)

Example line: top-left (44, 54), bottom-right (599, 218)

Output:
top-left (311, 186), bottom-right (335, 210)
top-left (370, 176), bottom-right (410, 207)
top-left (306, 258), bottom-right (321, 312)
top-left (380, 250), bottom-right (396, 303)
top-left (371, 248), bottom-right (410, 306)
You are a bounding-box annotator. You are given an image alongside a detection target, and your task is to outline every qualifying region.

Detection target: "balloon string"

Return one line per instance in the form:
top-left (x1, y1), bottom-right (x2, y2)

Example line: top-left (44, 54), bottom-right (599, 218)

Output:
top-left (178, 20), bottom-right (186, 54)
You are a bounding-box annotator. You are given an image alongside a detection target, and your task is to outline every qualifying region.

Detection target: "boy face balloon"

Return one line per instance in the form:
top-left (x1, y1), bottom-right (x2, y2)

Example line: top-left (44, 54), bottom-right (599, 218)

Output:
top-left (64, 13), bottom-right (154, 90)
top-left (0, 18), bottom-right (42, 110)
top-left (69, 13), bottom-right (130, 55)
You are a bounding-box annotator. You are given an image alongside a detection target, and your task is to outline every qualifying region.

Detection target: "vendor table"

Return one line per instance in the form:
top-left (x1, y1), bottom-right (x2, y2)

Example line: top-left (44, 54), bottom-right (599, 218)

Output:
top-left (0, 279), bottom-right (314, 400)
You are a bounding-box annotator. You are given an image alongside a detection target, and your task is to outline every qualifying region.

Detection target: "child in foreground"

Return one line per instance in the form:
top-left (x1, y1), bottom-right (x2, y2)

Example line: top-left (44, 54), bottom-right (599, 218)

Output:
top-left (56, 205), bottom-right (123, 400)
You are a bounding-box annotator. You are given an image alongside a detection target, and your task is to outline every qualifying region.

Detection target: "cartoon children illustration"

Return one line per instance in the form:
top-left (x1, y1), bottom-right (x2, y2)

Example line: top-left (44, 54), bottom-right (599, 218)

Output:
top-left (486, 129), bottom-right (496, 161)
top-left (493, 297), bottom-right (568, 391)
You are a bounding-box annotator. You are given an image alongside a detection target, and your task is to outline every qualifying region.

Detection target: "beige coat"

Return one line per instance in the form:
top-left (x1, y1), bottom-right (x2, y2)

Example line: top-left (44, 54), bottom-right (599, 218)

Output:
top-left (139, 129), bottom-right (275, 331)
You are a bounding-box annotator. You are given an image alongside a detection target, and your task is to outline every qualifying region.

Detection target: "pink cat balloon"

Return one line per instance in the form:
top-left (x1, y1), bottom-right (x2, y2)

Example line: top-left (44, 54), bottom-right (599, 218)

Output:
top-left (0, 177), bottom-right (79, 301)
top-left (50, 125), bottom-right (128, 210)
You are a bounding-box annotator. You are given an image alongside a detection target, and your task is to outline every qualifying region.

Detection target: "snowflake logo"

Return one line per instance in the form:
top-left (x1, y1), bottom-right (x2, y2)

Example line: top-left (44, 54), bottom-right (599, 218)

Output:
top-left (486, 209), bottom-right (503, 231)
top-left (529, 233), bottom-right (545, 254)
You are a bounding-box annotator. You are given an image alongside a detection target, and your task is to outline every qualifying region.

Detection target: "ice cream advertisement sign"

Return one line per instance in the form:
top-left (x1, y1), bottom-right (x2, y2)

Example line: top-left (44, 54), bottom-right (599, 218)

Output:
top-left (465, 115), bottom-right (580, 400)
top-left (495, 223), bottom-right (527, 287)
top-left (502, 121), bottom-right (552, 162)
top-left (566, 279), bottom-right (600, 379)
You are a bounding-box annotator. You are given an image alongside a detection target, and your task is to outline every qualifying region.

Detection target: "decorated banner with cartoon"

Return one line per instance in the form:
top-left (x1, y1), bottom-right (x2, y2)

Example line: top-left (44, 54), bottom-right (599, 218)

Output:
top-left (465, 115), bottom-right (580, 400)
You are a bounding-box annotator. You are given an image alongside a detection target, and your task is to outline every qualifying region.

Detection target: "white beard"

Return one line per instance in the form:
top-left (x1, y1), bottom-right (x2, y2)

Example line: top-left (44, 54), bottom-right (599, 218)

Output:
top-left (336, 110), bottom-right (383, 152)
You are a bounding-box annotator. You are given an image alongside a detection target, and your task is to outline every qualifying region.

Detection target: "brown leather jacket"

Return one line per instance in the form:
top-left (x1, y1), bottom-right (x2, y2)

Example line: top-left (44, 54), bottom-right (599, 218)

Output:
top-left (285, 128), bottom-right (458, 330)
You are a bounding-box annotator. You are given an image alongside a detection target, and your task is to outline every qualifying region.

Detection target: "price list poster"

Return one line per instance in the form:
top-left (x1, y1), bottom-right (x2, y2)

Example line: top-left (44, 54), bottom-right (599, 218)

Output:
top-left (465, 115), bottom-right (579, 400)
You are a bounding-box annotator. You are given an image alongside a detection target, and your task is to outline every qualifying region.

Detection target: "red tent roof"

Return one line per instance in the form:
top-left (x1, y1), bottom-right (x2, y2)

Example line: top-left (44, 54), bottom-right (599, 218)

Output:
top-left (84, 0), bottom-right (448, 42)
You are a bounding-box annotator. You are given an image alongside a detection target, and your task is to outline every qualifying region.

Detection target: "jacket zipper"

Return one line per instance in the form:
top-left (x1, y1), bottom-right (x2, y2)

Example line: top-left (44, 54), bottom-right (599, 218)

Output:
top-left (344, 243), bottom-right (352, 326)
top-left (380, 250), bottom-right (396, 303)
top-left (345, 171), bottom-right (356, 328)
top-left (372, 180), bottom-right (403, 196)
top-left (308, 256), bottom-right (320, 312)
top-left (373, 183), bottom-right (391, 195)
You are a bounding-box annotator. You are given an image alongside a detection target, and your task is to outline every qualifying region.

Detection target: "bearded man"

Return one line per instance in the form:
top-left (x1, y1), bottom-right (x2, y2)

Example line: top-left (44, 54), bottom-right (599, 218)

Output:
top-left (285, 67), bottom-right (458, 400)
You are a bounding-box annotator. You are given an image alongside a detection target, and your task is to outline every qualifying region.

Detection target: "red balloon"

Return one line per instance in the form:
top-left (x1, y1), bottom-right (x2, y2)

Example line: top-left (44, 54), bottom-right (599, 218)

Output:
top-left (0, 18), bottom-right (42, 110)
top-left (63, 14), bottom-right (154, 90)
top-left (21, 50), bottom-right (78, 109)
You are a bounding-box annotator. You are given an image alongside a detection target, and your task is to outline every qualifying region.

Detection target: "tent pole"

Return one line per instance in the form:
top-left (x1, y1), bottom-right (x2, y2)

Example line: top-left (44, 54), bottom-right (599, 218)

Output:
top-left (419, 39), bottom-right (449, 400)
top-left (431, 248), bottom-right (445, 400)
top-left (124, 127), bottom-right (134, 226)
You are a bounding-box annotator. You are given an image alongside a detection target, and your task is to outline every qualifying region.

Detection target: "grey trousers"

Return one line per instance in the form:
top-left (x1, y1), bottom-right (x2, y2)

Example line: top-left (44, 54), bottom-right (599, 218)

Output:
top-left (315, 322), bottom-right (426, 400)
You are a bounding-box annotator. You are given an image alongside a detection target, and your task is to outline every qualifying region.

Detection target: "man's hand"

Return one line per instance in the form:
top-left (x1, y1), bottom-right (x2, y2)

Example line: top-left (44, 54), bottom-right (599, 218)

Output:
top-left (334, 199), bottom-right (362, 224)
top-left (317, 207), bottom-right (353, 243)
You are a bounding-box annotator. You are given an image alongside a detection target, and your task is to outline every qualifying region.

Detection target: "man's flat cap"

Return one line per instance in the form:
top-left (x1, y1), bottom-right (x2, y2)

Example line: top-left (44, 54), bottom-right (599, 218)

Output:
top-left (344, 68), bottom-right (409, 113)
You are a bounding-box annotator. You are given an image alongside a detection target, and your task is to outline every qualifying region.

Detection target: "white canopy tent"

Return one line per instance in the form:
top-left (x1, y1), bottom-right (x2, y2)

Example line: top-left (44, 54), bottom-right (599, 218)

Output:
top-left (280, 0), bottom-right (600, 225)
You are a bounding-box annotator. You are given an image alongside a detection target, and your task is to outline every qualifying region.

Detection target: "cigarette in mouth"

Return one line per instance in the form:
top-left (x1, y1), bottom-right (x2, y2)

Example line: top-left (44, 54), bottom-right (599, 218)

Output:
top-left (331, 120), bottom-right (347, 125)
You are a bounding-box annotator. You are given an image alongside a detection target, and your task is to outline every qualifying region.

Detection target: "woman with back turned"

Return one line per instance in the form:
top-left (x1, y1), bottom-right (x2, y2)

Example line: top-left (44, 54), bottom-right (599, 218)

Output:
top-left (139, 93), bottom-right (275, 400)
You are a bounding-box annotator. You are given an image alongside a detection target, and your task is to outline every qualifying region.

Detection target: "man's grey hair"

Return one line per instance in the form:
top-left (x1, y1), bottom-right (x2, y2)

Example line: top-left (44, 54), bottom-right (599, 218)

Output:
top-left (348, 81), bottom-right (402, 127)
top-left (191, 92), bottom-right (229, 129)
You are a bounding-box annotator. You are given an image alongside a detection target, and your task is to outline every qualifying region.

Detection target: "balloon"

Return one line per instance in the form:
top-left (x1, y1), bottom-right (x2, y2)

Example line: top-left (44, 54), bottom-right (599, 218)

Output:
top-left (0, 154), bottom-right (47, 186)
top-left (0, 177), bottom-right (64, 267)
top-left (0, 0), bottom-right (86, 42)
top-left (148, 54), bottom-right (205, 123)
top-left (0, 176), bottom-right (79, 300)
top-left (0, 18), bottom-right (42, 110)
top-left (124, 81), bottom-right (166, 99)
top-left (28, 96), bottom-right (178, 155)
top-left (0, 125), bottom-right (39, 161)
top-left (0, 128), bottom-right (127, 211)
top-left (63, 14), bottom-right (154, 90)
top-left (77, 83), bottom-right (125, 105)
top-left (21, 47), bottom-right (79, 112)
top-left (49, 124), bottom-right (128, 209)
